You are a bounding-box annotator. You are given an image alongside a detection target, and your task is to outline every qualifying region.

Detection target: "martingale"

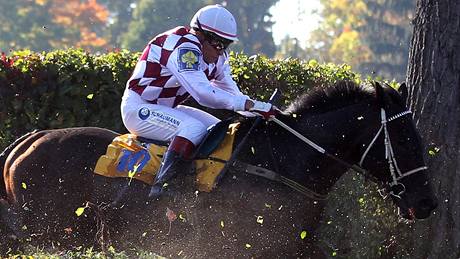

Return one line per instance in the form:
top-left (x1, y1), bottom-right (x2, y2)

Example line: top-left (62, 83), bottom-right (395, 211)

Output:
top-left (94, 124), bottom-right (239, 192)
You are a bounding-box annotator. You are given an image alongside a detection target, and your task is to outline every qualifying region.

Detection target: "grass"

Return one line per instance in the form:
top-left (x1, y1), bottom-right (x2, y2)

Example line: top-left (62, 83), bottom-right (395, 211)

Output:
top-left (4, 246), bottom-right (165, 259)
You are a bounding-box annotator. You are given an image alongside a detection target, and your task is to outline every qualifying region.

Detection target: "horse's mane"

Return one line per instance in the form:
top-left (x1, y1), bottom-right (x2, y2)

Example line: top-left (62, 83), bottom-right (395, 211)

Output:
top-left (285, 80), bottom-right (375, 115)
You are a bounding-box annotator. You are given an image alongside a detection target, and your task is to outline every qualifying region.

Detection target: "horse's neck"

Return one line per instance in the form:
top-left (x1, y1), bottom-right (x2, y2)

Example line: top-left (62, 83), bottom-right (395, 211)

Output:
top-left (239, 102), bottom-right (380, 195)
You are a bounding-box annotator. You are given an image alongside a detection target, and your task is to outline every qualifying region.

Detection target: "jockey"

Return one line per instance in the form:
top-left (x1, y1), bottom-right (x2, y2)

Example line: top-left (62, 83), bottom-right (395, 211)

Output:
top-left (120, 4), bottom-right (276, 197)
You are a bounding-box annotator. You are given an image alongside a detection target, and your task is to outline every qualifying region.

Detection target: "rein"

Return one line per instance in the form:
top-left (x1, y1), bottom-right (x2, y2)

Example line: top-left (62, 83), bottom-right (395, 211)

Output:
top-left (266, 108), bottom-right (427, 198)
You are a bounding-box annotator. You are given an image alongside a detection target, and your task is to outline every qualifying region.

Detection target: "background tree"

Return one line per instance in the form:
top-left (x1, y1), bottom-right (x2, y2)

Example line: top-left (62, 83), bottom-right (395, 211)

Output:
top-left (120, 0), bottom-right (210, 51)
top-left (225, 0), bottom-right (278, 56)
top-left (274, 36), bottom-right (304, 59)
top-left (98, 0), bottom-right (136, 49)
top-left (120, 0), bottom-right (278, 56)
top-left (0, 0), bottom-right (110, 52)
top-left (406, 0), bottom-right (460, 257)
top-left (0, 0), bottom-right (54, 51)
top-left (303, 0), bottom-right (371, 68)
top-left (359, 0), bottom-right (415, 81)
top-left (304, 0), bottom-right (414, 81)
top-left (49, 0), bottom-right (110, 50)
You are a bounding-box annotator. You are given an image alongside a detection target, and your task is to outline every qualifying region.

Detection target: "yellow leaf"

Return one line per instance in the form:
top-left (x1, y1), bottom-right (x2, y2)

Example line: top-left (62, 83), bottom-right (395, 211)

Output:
top-left (179, 214), bottom-right (186, 222)
top-left (308, 59), bottom-right (318, 67)
top-left (251, 147), bottom-right (255, 154)
top-left (86, 93), bottom-right (94, 100)
top-left (292, 113), bottom-right (297, 118)
top-left (428, 147), bottom-right (440, 156)
top-left (142, 232), bottom-right (147, 237)
top-left (264, 203), bottom-right (272, 208)
top-left (256, 215), bottom-right (264, 224)
top-left (300, 230), bottom-right (308, 239)
top-left (245, 243), bottom-right (251, 249)
top-left (128, 170), bottom-right (136, 178)
top-left (220, 220), bottom-right (225, 228)
top-left (75, 207), bottom-right (86, 216)
top-left (332, 251), bottom-right (337, 256)
top-left (21, 182), bottom-right (27, 189)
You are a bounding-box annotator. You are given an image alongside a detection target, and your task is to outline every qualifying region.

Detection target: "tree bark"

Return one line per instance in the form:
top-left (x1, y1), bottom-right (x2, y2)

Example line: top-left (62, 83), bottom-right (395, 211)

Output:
top-left (406, 0), bottom-right (460, 257)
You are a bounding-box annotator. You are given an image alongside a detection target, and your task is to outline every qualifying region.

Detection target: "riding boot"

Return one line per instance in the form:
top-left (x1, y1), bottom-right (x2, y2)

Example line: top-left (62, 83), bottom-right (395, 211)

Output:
top-left (149, 136), bottom-right (195, 198)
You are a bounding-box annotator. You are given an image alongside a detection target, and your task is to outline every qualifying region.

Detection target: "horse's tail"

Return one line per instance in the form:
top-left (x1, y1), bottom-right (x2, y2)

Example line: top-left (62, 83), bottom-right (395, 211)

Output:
top-left (0, 130), bottom-right (38, 199)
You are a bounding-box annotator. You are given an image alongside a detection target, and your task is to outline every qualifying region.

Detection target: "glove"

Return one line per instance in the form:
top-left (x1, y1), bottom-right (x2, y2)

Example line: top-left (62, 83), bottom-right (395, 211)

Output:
top-left (249, 100), bottom-right (277, 120)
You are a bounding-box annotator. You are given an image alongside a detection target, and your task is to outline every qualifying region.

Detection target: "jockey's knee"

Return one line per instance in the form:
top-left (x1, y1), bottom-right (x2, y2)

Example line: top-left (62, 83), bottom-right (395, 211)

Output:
top-left (177, 121), bottom-right (208, 145)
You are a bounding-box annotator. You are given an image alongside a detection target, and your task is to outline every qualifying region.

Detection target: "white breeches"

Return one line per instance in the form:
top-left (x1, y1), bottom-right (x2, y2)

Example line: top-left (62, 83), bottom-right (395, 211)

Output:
top-left (121, 98), bottom-right (219, 146)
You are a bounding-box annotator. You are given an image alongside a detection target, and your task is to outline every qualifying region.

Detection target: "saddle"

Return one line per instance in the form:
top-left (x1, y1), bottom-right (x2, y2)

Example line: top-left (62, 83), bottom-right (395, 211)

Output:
top-left (94, 119), bottom-right (239, 192)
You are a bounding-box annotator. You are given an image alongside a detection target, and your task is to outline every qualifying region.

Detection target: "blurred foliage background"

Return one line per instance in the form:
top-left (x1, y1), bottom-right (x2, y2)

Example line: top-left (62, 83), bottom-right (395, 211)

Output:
top-left (0, 0), bottom-right (422, 258)
top-left (0, 0), bottom-right (414, 82)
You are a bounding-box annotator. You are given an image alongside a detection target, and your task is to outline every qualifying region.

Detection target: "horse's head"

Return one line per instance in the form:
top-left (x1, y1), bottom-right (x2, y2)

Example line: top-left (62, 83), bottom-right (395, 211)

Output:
top-left (359, 82), bottom-right (437, 220)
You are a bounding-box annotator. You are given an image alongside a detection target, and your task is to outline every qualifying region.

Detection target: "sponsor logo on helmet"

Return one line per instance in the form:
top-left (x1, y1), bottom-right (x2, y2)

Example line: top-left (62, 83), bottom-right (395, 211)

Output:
top-left (138, 107), bottom-right (150, 120)
top-left (178, 48), bottom-right (200, 72)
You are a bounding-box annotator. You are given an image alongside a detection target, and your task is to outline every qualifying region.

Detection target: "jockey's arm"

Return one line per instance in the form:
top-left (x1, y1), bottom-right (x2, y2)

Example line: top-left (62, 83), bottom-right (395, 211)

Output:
top-left (167, 45), bottom-right (248, 111)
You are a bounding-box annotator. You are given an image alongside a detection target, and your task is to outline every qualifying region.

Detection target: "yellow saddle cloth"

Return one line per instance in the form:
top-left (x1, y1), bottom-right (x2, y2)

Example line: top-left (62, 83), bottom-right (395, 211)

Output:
top-left (94, 124), bottom-right (239, 192)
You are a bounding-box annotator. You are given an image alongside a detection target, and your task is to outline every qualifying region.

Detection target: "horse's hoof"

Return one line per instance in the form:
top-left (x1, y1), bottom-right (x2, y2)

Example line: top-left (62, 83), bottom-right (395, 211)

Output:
top-left (148, 185), bottom-right (163, 198)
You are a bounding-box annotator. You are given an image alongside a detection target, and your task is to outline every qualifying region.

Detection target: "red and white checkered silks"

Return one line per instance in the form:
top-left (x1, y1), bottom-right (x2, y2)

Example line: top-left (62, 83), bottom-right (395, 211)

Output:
top-left (127, 26), bottom-right (224, 108)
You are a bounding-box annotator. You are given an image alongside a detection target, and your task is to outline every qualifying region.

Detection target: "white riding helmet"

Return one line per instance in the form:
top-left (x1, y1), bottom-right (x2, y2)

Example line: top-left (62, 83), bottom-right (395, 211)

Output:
top-left (190, 4), bottom-right (238, 42)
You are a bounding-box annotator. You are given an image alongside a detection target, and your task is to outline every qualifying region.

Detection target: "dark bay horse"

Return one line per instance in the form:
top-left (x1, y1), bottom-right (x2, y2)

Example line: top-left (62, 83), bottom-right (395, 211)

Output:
top-left (0, 81), bottom-right (437, 257)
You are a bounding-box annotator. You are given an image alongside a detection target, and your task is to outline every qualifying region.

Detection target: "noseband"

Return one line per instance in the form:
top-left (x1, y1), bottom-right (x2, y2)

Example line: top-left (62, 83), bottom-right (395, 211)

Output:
top-left (359, 108), bottom-right (428, 197)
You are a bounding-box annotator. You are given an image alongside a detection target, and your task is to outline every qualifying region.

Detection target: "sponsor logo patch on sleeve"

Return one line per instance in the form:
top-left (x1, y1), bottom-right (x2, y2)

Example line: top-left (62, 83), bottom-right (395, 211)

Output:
top-left (177, 48), bottom-right (200, 72)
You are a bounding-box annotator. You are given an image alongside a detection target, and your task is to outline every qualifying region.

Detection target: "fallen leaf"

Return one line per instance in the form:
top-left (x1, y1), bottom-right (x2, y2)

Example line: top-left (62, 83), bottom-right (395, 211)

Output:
top-left (21, 182), bottom-right (27, 189)
top-left (128, 169), bottom-right (136, 178)
top-left (220, 220), bottom-right (225, 228)
top-left (256, 215), bottom-right (264, 224)
top-left (245, 243), bottom-right (251, 249)
top-left (166, 207), bottom-right (177, 222)
top-left (64, 227), bottom-right (72, 234)
top-left (300, 230), bottom-right (308, 239)
top-left (86, 94), bottom-right (94, 100)
top-left (75, 207), bottom-right (86, 217)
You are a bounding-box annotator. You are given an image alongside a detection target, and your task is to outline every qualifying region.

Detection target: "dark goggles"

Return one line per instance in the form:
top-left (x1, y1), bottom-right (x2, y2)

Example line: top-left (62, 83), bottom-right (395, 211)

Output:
top-left (196, 19), bottom-right (233, 51)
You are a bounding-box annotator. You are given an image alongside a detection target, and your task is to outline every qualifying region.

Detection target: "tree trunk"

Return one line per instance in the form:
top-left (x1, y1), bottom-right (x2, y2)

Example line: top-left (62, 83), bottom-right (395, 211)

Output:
top-left (406, 0), bottom-right (460, 257)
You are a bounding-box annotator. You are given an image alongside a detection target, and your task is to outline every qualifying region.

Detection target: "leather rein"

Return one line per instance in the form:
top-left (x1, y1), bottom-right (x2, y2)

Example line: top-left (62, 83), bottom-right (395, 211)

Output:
top-left (231, 108), bottom-right (428, 200)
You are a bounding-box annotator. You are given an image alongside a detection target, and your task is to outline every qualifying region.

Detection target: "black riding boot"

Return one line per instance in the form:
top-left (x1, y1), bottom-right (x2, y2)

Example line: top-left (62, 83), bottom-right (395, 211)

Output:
top-left (149, 136), bottom-right (195, 198)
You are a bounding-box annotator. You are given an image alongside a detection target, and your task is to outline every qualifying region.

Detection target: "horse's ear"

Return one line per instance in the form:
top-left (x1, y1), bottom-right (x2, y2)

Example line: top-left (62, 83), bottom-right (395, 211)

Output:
top-left (398, 82), bottom-right (408, 103)
top-left (374, 81), bottom-right (386, 107)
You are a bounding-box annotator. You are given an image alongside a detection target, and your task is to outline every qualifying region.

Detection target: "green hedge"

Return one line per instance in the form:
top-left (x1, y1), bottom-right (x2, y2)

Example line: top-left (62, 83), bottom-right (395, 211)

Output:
top-left (0, 49), bottom-right (360, 149)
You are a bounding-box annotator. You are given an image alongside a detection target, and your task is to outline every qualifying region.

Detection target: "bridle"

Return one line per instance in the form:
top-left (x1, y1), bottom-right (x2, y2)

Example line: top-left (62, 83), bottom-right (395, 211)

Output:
top-left (358, 108), bottom-right (428, 198)
top-left (231, 105), bottom-right (428, 200)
